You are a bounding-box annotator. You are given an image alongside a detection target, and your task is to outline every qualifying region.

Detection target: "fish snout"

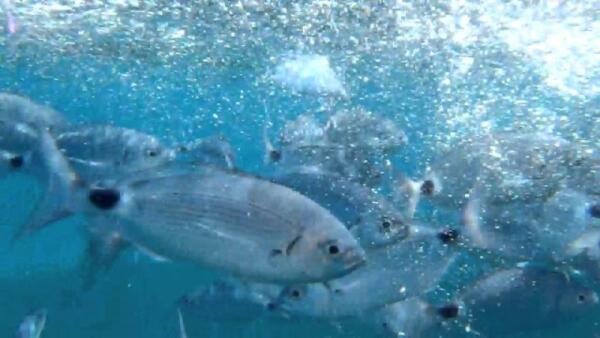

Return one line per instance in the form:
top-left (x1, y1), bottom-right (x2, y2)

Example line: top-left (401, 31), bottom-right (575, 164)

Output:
top-left (341, 246), bottom-right (367, 271)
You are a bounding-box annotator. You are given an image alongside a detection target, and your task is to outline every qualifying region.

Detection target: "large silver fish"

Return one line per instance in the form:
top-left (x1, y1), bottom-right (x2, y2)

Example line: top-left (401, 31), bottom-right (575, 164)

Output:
top-left (16, 309), bottom-right (47, 338)
top-left (32, 131), bottom-right (366, 283)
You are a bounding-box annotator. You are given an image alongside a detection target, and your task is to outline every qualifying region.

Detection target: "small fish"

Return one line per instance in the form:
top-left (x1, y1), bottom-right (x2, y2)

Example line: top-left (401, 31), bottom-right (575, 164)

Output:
top-left (178, 279), bottom-right (282, 322)
top-left (177, 134), bottom-right (236, 169)
top-left (270, 166), bottom-right (410, 249)
top-left (0, 93), bottom-right (66, 130)
top-left (463, 187), bottom-right (598, 261)
top-left (55, 124), bottom-right (175, 183)
top-left (404, 133), bottom-right (575, 211)
top-left (449, 267), bottom-right (599, 337)
top-left (369, 297), bottom-right (453, 338)
top-left (16, 309), bottom-right (47, 338)
top-left (28, 131), bottom-right (366, 283)
top-left (275, 225), bottom-right (458, 318)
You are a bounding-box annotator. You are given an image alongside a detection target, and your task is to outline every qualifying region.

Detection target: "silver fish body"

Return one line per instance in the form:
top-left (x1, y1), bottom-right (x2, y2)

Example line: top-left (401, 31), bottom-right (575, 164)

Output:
top-left (0, 93), bottom-right (65, 129)
top-left (55, 124), bottom-right (174, 183)
top-left (56, 161), bottom-right (365, 283)
top-left (276, 226), bottom-right (456, 318)
top-left (455, 267), bottom-right (598, 336)
top-left (270, 166), bottom-right (409, 249)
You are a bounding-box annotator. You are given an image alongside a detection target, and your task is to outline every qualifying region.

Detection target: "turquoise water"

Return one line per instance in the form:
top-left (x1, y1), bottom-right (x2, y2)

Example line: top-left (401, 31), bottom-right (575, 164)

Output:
top-left (1, 1), bottom-right (599, 337)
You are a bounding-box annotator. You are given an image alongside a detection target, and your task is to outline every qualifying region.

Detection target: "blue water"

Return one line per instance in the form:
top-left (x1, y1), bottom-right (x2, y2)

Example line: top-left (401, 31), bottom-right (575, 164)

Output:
top-left (1, 1), bottom-right (599, 337)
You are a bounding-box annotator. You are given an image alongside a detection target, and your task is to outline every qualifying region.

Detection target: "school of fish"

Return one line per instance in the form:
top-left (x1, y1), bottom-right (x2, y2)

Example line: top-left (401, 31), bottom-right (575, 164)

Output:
top-left (4, 92), bottom-right (599, 337)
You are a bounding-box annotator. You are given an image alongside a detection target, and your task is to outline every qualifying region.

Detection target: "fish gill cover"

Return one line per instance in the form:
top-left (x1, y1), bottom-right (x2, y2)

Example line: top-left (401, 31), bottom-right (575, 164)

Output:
top-left (0, 1), bottom-right (598, 337)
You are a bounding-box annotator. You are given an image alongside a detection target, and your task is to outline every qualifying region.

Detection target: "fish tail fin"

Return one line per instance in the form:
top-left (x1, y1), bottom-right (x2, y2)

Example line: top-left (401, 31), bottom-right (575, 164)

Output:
top-left (13, 129), bottom-right (80, 240)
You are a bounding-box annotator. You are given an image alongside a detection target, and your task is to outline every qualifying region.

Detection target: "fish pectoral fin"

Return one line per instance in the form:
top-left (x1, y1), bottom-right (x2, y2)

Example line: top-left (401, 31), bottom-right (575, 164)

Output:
top-left (134, 243), bottom-right (171, 263)
top-left (79, 225), bottom-right (130, 290)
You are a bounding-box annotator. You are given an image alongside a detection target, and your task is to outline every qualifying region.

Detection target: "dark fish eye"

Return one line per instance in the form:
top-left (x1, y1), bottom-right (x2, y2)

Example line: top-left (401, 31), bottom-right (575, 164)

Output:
top-left (328, 244), bottom-right (340, 255)
top-left (270, 149), bottom-right (282, 162)
top-left (421, 180), bottom-right (435, 196)
top-left (381, 218), bottom-right (392, 230)
top-left (147, 149), bottom-right (158, 157)
top-left (578, 294), bottom-right (586, 303)
top-left (589, 205), bottom-right (600, 219)
top-left (266, 302), bottom-right (277, 311)
top-left (290, 289), bottom-right (301, 299)
top-left (9, 155), bottom-right (24, 168)
top-left (88, 188), bottom-right (121, 210)
top-left (437, 304), bottom-right (459, 319)
top-left (438, 228), bottom-right (460, 244)
top-left (382, 322), bottom-right (388, 329)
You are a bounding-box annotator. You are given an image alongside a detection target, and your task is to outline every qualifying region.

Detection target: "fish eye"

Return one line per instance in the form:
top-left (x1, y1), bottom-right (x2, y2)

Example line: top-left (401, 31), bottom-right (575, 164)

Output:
top-left (578, 294), bottom-right (586, 303)
top-left (146, 149), bottom-right (159, 157)
top-left (381, 218), bottom-right (392, 230)
top-left (266, 302), bottom-right (277, 311)
top-left (381, 322), bottom-right (388, 329)
top-left (328, 244), bottom-right (340, 255)
top-left (289, 289), bottom-right (302, 299)
top-left (438, 228), bottom-right (460, 244)
top-left (9, 155), bottom-right (24, 168)
top-left (270, 149), bottom-right (282, 162)
top-left (589, 205), bottom-right (600, 219)
top-left (421, 180), bottom-right (435, 196)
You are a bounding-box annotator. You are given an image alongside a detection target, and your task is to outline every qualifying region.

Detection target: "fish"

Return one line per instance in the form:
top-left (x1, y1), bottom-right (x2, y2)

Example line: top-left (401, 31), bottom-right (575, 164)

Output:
top-left (272, 110), bottom-right (403, 188)
top-left (0, 93), bottom-right (66, 130)
top-left (368, 297), bottom-right (454, 338)
top-left (16, 309), bottom-right (47, 338)
top-left (270, 166), bottom-right (410, 249)
top-left (463, 187), bottom-right (599, 261)
top-left (275, 225), bottom-right (458, 318)
top-left (324, 107), bottom-right (407, 154)
top-left (28, 131), bottom-right (366, 283)
top-left (55, 124), bottom-right (175, 183)
top-left (449, 266), bottom-right (599, 337)
top-left (399, 132), bottom-right (576, 212)
top-left (176, 134), bottom-right (236, 169)
top-left (178, 279), bottom-right (282, 322)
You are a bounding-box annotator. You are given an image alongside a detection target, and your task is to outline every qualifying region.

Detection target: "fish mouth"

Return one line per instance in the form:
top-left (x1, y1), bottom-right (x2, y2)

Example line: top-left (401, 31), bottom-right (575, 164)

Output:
top-left (342, 247), bottom-right (367, 271)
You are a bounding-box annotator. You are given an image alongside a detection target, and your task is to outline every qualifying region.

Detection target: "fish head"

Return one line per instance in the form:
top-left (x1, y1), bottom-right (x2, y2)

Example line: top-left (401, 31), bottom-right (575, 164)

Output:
top-left (126, 138), bottom-right (175, 171)
top-left (290, 215), bottom-right (366, 281)
top-left (275, 283), bottom-right (331, 317)
top-left (17, 309), bottom-right (47, 338)
top-left (353, 211), bottom-right (410, 249)
top-left (557, 274), bottom-right (599, 312)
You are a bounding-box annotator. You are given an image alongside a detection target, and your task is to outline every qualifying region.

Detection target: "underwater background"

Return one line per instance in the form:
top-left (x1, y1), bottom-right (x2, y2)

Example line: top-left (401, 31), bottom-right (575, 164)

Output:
top-left (0, 1), bottom-right (599, 337)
